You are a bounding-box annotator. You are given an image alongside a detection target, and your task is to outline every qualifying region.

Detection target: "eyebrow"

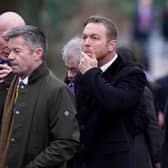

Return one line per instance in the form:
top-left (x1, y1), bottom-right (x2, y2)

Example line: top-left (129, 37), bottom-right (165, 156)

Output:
top-left (83, 33), bottom-right (100, 37)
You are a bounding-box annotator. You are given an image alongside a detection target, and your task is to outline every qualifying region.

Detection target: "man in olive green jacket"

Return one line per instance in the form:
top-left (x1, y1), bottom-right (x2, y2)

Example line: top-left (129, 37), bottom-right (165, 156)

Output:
top-left (0, 25), bottom-right (79, 168)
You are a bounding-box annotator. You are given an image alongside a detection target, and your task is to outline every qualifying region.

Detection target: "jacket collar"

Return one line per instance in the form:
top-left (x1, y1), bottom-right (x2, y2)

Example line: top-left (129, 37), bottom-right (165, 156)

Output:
top-left (28, 62), bottom-right (49, 84)
top-left (100, 53), bottom-right (118, 72)
top-left (102, 54), bottom-right (123, 76)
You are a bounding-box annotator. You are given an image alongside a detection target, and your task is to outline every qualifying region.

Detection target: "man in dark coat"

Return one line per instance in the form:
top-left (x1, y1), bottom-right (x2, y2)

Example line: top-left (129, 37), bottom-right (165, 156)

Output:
top-left (70, 16), bottom-right (146, 168)
top-left (154, 74), bottom-right (168, 127)
top-left (117, 46), bottom-right (162, 168)
top-left (0, 25), bottom-right (79, 168)
top-left (134, 87), bottom-right (162, 168)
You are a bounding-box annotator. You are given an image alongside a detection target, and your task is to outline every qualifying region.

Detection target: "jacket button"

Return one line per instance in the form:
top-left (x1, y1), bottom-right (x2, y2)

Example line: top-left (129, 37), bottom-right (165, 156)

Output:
top-left (10, 138), bottom-right (15, 142)
top-left (20, 85), bottom-right (25, 89)
top-left (64, 110), bottom-right (70, 116)
top-left (15, 110), bottom-right (20, 115)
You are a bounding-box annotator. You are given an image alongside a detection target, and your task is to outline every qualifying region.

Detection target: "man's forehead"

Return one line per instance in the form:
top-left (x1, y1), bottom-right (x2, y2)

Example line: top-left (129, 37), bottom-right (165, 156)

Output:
top-left (0, 24), bottom-right (9, 35)
top-left (84, 22), bottom-right (106, 30)
top-left (83, 22), bottom-right (107, 35)
top-left (8, 37), bottom-right (25, 47)
top-left (65, 58), bottom-right (79, 65)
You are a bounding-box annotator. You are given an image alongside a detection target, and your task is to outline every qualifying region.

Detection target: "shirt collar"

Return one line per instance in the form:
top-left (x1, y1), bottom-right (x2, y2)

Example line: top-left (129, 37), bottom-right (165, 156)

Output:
top-left (19, 76), bottom-right (29, 85)
top-left (100, 53), bottom-right (118, 72)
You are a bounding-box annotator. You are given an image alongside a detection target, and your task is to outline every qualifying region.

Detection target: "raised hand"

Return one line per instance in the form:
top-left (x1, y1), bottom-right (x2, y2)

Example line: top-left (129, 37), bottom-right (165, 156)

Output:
top-left (79, 51), bottom-right (98, 74)
top-left (0, 64), bottom-right (12, 83)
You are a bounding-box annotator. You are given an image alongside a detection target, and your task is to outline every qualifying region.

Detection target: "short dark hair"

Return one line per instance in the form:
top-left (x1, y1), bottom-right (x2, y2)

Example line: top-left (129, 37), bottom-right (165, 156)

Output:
top-left (4, 25), bottom-right (48, 60)
top-left (83, 15), bottom-right (118, 40)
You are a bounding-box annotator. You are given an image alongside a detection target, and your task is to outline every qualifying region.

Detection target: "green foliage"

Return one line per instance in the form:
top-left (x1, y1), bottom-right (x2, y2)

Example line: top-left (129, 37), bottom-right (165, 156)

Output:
top-left (108, 0), bottom-right (135, 17)
top-left (44, 0), bottom-right (81, 27)
top-left (18, 0), bottom-right (44, 26)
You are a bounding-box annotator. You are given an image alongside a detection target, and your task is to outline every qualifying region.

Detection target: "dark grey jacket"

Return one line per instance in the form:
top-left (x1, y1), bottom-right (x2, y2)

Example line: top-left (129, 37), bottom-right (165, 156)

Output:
top-left (135, 87), bottom-right (162, 168)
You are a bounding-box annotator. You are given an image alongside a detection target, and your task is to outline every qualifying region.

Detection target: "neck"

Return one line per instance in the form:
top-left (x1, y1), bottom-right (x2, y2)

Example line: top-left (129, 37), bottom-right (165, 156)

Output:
top-left (19, 61), bottom-right (43, 80)
top-left (98, 51), bottom-right (116, 66)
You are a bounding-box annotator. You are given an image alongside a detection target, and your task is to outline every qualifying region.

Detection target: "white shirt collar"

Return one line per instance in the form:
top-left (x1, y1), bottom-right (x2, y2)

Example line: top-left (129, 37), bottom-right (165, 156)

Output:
top-left (100, 53), bottom-right (118, 72)
top-left (19, 76), bottom-right (29, 85)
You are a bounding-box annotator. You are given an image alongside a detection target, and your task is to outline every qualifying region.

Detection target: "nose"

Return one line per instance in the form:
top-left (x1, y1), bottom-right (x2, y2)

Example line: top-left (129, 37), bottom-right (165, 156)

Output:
top-left (8, 50), bottom-right (15, 60)
top-left (83, 37), bottom-right (91, 46)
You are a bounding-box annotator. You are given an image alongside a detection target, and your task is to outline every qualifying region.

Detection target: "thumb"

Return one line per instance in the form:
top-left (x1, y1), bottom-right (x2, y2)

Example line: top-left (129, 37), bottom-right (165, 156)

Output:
top-left (81, 51), bottom-right (87, 57)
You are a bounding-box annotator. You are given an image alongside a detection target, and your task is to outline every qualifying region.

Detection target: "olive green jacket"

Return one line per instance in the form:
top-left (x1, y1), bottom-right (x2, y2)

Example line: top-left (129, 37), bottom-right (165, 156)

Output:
top-left (6, 63), bottom-right (80, 168)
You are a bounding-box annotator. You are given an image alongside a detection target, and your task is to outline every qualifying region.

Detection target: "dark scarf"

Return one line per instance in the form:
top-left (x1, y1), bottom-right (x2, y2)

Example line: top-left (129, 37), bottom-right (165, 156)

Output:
top-left (0, 75), bottom-right (18, 168)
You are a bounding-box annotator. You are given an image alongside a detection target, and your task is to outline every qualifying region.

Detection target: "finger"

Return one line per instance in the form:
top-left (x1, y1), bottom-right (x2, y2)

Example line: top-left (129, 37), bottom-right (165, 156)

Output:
top-left (81, 51), bottom-right (96, 59)
top-left (79, 56), bottom-right (84, 64)
top-left (81, 51), bottom-right (90, 59)
top-left (0, 68), bottom-right (12, 74)
top-left (81, 51), bottom-right (86, 58)
top-left (0, 73), bottom-right (7, 79)
top-left (0, 64), bottom-right (12, 72)
top-left (0, 79), bottom-right (4, 83)
top-left (2, 63), bottom-right (11, 69)
top-left (0, 69), bottom-right (9, 75)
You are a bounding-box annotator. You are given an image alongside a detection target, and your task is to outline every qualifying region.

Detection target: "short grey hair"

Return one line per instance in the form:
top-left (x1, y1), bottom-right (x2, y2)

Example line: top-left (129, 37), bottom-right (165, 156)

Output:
top-left (62, 35), bottom-right (82, 62)
top-left (3, 25), bottom-right (48, 60)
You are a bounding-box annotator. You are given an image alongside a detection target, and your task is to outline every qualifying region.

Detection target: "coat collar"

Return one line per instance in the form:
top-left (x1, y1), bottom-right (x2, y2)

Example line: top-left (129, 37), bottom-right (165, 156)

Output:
top-left (28, 62), bottom-right (49, 84)
top-left (102, 54), bottom-right (123, 77)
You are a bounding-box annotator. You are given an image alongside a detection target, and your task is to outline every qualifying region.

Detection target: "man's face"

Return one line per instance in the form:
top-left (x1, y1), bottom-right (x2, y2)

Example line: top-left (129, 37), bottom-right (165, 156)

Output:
top-left (0, 26), bottom-right (10, 60)
top-left (65, 57), bottom-right (79, 83)
top-left (8, 36), bottom-right (35, 77)
top-left (82, 22), bottom-right (111, 64)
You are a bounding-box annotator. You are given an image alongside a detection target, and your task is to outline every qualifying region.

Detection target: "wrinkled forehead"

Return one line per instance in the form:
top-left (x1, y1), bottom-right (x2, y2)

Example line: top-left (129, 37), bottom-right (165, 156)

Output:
top-left (8, 36), bottom-right (27, 49)
top-left (65, 57), bottom-right (80, 67)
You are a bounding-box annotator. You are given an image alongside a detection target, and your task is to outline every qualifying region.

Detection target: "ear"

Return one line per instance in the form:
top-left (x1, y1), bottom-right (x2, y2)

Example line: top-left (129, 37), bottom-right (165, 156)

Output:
top-left (33, 48), bottom-right (44, 60)
top-left (108, 40), bottom-right (117, 52)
